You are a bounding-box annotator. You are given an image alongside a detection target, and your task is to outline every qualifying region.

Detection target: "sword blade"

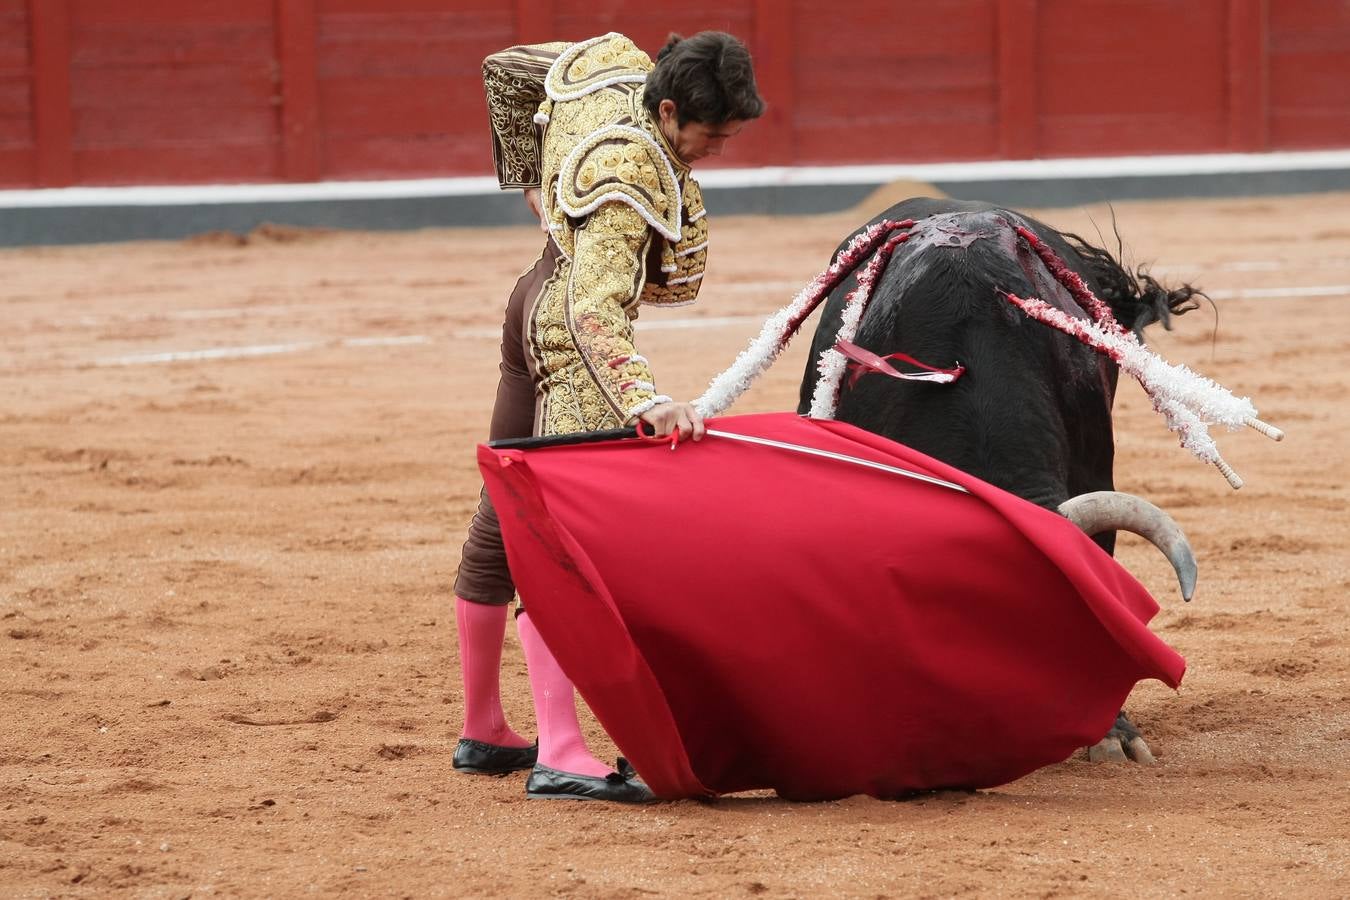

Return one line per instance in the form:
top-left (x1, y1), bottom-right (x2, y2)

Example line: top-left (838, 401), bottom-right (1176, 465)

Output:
top-left (704, 429), bottom-right (969, 494)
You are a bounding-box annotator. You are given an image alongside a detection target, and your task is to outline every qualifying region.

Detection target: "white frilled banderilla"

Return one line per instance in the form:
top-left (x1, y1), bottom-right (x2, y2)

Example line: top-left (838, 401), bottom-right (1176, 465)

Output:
top-left (693, 219), bottom-right (1283, 491)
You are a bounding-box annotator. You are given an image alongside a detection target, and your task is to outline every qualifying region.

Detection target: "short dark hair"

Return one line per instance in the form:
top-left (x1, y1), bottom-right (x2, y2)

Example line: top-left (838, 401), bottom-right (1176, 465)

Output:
top-left (643, 32), bottom-right (765, 126)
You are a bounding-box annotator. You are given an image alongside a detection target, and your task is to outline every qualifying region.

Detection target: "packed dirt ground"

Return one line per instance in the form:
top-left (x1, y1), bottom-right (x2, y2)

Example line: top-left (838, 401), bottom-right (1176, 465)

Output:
top-left (2, 188), bottom-right (1348, 898)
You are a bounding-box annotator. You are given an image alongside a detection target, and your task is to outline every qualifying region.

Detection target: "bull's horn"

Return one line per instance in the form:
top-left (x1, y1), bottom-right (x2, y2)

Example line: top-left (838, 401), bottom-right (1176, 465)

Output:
top-left (1058, 491), bottom-right (1198, 602)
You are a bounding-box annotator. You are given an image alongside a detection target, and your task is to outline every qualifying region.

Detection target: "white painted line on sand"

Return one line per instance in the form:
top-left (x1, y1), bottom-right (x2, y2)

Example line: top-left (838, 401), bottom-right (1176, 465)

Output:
top-left (720, 280), bottom-right (804, 293)
top-left (38, 264), bottom-right (1350, 334)
top-left (708, 278), bottom-right (1349, 303)
top-left (636, 314), bottom-right (771, 331)
top-left (342, 335), bottom-right (431, 347)
top-left (453, 326), bottom-right (504, 340)
top-left (1206, 285), bottom-right (1350, 300)
top-left (454, 314), bottom-right (770, 341)
top-left (157, 304), bottom-right (305, 321)
top-left (94, 335), bottom-right (429, 366)
top-left (96, 341), bottom-right (322, 365)
top-left (73, 304), bottom-right (311, 327)
top-left (79, 278), bottom-right (1343, 369)
top-left (1150, 258), bottom-right (1350, 275)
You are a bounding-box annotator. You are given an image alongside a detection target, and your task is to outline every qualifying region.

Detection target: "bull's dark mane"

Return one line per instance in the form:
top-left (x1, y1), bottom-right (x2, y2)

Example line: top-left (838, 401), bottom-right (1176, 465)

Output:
top-left (1060, 230), bottom-right (1203, 335)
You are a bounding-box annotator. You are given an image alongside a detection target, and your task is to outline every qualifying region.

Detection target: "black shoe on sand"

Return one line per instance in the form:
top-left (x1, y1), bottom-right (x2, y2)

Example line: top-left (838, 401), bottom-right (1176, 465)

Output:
top-left (525, 762), bottom-right (656, 803)
top-left (453, 738), bottom-right (538, 774)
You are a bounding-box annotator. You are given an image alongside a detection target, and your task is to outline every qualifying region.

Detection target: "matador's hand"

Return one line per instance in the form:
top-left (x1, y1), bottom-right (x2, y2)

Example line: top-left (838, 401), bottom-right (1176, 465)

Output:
top-left (522, 188), bottom-right (548, 232)
top-left (639, 401), bottom-right (706, 443)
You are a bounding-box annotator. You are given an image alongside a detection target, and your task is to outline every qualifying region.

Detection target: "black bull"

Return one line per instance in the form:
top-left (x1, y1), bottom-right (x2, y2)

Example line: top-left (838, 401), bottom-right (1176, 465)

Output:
top-left (799, 198), bottom-right (1200, 550)
top-left (796, 198), bottom-right (1201, 762)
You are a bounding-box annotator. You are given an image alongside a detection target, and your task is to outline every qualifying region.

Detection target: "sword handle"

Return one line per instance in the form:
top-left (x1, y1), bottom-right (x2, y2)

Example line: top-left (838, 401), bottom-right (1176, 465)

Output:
top-left (488, 422), bottom-right (655, 451)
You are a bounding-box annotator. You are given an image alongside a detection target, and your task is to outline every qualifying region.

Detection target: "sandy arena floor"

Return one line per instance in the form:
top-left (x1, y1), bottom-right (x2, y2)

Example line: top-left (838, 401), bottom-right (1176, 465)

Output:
top-left (2, 189), bottom-right (1348, 898)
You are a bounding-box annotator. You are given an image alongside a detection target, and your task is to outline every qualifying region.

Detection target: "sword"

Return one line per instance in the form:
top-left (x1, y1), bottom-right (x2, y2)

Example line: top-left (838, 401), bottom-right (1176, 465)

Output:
top-left (489, 421), bottom-right (968, 495)
top-left (704, 429), bottom-right (968, 494)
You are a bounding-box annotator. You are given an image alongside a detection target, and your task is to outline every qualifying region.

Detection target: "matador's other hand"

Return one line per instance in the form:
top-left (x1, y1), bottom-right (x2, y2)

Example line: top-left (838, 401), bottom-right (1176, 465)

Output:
top-left (523, 188), bottom-right (548, 232)
top-left (639, 401), bottom-right (706, 443)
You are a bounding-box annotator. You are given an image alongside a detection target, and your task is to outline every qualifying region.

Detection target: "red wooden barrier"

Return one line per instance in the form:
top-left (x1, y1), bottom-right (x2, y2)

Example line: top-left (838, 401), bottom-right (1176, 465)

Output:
top-left (1, 1), bottom-right (34, 185)
top-left (1227, 0), bottom-right (1269, 151)
top-left (750, 0), bottom-right (793, 166)
top-left (278, 0), bottom-right (321, 181)
top-left (28, 0), bottom-right (72, 186)
top-left (68, 0), bottom-right (280, 184)
top-left (997, 0), bottom-right (1038, 160)
top-left (1269, 0), bottom-right (1350, 148)
top-left (0, 0), bottom-right (29, 183)
top-left (1, 0), bottom-right (1348, 188)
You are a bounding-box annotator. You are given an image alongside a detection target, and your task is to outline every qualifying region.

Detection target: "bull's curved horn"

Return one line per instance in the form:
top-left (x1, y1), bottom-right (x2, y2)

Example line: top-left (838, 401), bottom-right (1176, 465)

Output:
top-left (1058, 491), bottom-right (1198, 602)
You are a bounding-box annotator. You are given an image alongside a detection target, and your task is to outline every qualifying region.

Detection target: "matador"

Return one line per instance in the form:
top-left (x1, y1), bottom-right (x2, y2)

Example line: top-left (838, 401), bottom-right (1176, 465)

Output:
top-left (451, 31), bottom-right (764, 802)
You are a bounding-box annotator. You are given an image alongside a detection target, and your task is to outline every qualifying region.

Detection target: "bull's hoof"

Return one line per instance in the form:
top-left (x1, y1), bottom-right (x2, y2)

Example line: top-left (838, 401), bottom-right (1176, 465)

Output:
top-left (1086, 711), bottom-right (1156, 765)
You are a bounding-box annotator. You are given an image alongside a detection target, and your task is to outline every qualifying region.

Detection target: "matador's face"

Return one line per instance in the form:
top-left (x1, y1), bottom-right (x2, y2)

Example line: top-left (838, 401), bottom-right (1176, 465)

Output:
top-left (657, 99), bottom-right (747, 165)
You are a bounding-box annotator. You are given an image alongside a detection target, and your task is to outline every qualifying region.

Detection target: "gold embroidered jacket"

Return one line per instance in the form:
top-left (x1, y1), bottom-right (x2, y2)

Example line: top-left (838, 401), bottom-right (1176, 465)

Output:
top-left (482, 33), bottom-right (709, 434)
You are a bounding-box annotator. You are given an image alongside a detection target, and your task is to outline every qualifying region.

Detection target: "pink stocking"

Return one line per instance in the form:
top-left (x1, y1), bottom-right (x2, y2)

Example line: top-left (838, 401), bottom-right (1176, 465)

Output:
top-left (456, 598), bottom-right (531, 748)
top-left (516, 612), bottom-right (612, 777)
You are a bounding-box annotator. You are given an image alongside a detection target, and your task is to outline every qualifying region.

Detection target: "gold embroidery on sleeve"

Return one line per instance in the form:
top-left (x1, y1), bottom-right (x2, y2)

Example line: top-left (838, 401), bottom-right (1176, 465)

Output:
top-left (532, 202), bottom-right (660, 433)
top-left (483, 43), bottom-right (568, 189)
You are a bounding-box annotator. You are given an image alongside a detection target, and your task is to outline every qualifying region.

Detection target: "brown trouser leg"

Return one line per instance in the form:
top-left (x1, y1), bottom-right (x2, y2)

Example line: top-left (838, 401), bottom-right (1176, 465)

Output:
top-left (453, 241), bottom-right (558, 605)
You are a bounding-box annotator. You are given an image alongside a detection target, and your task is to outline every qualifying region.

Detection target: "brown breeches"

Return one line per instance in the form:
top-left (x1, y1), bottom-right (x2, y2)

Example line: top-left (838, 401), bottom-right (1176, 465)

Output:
top-left (453, 240), bottom-right (559, 605)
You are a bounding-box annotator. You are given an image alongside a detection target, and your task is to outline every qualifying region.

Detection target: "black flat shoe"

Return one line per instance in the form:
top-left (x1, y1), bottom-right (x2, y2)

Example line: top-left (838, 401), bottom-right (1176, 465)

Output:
top-left (453, 738), bottom-right (538, 774)
top-left (525, 763), bottom-right (656, 803)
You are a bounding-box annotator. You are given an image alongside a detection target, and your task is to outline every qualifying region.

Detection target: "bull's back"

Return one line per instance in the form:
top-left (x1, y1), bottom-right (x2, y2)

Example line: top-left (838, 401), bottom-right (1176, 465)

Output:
top-left (797, 200), bottom-right (1117, 511)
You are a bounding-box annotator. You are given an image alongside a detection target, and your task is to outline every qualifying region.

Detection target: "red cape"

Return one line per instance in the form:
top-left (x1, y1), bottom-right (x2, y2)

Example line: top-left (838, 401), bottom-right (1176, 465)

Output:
top-left (479, 412), bottom-right (1185, 800)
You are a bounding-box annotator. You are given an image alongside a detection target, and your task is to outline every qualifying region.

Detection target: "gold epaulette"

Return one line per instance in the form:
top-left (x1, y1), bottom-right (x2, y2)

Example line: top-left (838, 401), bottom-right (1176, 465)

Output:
top-left (555, 125), bottom-right (682, 241)
top-left (545, 33), bottom-right (651, 102)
